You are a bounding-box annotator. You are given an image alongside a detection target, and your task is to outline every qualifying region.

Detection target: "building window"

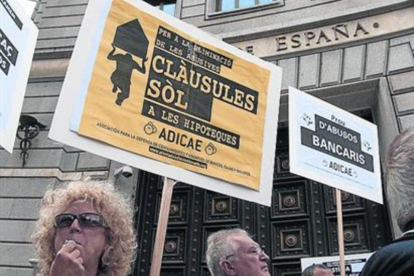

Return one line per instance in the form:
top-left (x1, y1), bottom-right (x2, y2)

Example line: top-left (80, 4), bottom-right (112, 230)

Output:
top-left (217, 0), bottom-right (274, 12)
top-left (145, 0), bottom-right (177, 16)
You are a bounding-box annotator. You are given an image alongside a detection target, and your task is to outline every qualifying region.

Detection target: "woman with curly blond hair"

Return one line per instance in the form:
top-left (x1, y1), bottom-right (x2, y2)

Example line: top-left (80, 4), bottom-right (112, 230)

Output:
top-left (32, 181), bottom-right (137, 276)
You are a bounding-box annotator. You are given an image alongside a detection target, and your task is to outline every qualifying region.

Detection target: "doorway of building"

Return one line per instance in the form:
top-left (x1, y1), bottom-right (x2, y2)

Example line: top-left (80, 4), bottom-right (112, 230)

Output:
top-left (132, 126), bottom-right (391, 276)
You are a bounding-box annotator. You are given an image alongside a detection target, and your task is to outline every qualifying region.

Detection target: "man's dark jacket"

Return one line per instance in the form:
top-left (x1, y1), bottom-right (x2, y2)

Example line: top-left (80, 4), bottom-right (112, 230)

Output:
top-left (360, 232), bottom-right (414, 276)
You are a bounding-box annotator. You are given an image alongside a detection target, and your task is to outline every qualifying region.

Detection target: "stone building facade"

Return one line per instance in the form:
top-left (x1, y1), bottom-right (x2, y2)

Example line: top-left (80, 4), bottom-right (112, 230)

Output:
top-left (1, 0), bottom-right (413, 275)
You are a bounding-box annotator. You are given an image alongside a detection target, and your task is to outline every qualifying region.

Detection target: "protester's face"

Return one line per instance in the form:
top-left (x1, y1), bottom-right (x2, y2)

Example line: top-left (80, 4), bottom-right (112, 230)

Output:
top-left (229, 234), bottom-right (270, 276)
top-left (54, 201), bottom-right (107, 271)
top-left (313, 267), bottom-right (334, 276)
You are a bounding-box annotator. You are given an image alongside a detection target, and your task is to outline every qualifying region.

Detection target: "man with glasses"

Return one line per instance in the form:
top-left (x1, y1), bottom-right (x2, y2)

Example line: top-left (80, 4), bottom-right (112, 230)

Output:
top-left (32, 180), bottom-right (137, 276)
top-left (360, 128), bottom-right (414, 276)
top-left (206, 228), bottom-right (270, 276)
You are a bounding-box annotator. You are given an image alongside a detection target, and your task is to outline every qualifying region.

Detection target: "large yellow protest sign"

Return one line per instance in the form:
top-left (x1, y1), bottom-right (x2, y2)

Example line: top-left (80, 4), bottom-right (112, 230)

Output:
top-left (77, 0), bottom-right (271, 190)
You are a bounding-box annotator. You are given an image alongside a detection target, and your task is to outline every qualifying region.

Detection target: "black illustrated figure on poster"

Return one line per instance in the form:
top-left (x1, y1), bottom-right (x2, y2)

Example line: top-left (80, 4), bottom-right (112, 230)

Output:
top-left (108, 44), bottom-right (147, 106)
top-left (108, 19), bottom-right (149, 106)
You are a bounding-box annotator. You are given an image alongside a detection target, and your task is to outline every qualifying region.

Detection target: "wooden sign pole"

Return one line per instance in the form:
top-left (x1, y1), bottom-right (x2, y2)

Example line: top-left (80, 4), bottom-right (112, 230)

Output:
top-left (149, 177), bottom-right (176, 276)
top-left (336, 189), bottom-right (346, 276)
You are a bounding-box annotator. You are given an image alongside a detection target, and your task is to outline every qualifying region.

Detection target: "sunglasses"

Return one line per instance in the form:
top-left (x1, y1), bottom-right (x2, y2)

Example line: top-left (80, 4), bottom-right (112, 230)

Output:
top-left (54, 213), bottom-right (108, 228)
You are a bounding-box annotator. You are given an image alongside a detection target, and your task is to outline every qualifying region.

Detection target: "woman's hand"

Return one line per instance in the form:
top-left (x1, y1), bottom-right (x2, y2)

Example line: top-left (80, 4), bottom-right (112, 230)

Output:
top-left (49, 241), bottom-right (85, 276)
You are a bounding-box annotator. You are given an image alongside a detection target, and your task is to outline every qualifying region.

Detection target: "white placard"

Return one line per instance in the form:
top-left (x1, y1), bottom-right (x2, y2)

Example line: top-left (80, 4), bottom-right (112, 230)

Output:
top-left (301, 253), bottom-right (373, 276)
top-left (0, 0), bottom-right (38, 153)
top-left (289, 87), bottom-right (382, 204)
top-left (49, 0), bottom-right (282, 206)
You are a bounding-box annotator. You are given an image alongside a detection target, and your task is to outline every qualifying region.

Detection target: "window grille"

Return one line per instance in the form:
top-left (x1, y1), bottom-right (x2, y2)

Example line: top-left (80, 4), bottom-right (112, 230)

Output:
top-left (217, 0), bottom-right (274, 12)
top-left (145, 0), bottom-right (176, 16)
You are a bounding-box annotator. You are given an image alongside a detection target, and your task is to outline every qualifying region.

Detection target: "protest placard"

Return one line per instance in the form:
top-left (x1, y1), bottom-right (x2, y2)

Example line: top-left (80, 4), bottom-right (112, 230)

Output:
top-left (289, 87), bottom-right (382, 204)
top-left (49, 0), bottom-right (282, 206)
top-left (0, 0), bottom-right (38, 153)
top-left (301, 253), bottom-right (373, 276)
top-left (289, 87), bottom-right (382, 276)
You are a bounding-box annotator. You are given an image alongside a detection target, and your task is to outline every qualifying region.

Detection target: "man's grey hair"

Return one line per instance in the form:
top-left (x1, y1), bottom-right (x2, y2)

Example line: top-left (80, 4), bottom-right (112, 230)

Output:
top-left (386, 128), bottom-right (414, 232)
top-left (206, 228), bottom-right (249, 276)
top-left (302, 264), bottom-right (330, 276)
